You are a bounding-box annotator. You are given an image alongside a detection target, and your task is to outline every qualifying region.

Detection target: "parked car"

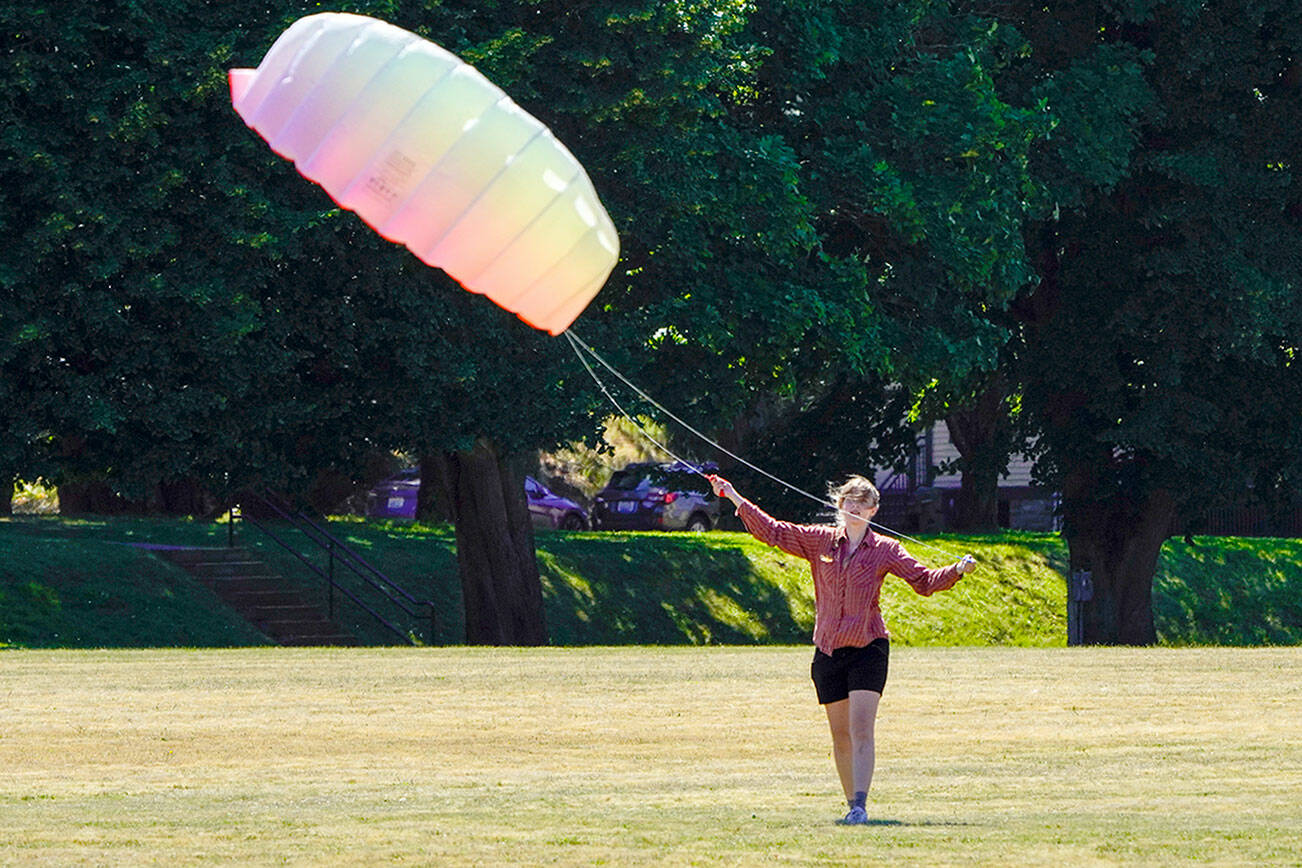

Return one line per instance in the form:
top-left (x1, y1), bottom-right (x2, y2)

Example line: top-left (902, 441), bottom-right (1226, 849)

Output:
top-left (525, 476), bottom-right (589, 530)
top-left (365, 470), bottom-right (588, 530)
top-left (590, 461), bottom-right (720, 532)
top-left (365, 468), bottom-right (420, 519)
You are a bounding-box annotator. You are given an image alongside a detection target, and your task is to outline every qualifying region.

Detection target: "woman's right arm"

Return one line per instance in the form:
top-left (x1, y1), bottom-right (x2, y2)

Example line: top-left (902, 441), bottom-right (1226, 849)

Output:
top-left (707, 475), bottom-right (828, 559)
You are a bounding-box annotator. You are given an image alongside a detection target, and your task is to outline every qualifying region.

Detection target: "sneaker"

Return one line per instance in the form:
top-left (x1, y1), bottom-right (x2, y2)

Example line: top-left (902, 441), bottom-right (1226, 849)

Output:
top-left (836, 805), bottom-right (869, 826)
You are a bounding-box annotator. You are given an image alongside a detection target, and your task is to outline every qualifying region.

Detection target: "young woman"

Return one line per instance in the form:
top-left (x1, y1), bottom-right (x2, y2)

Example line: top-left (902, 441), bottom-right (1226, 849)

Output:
top-left (706, 473), bottom-right (975, 825)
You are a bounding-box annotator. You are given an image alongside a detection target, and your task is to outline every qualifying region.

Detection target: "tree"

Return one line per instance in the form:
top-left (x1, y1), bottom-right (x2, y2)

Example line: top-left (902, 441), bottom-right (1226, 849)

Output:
top-left (424, 439), bottom-right (547, 645)
top-left (693, 0), bottom-right (1300, 648)
top-left (1006, 0), bottom-right (1302, 643)
top-left (721, 1), bottom-right (1300, 647)
top-left (937, 369), bottom-right (1021, 530)
top-left (346, 0), bottom-right (817, 642)
top-left (685, 1), bottom-right (1054, 520)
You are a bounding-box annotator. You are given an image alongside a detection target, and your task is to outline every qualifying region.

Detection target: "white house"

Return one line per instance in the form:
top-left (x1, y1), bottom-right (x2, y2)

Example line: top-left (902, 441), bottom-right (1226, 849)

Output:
top-left (876, 422), bottom-right (1059, 532)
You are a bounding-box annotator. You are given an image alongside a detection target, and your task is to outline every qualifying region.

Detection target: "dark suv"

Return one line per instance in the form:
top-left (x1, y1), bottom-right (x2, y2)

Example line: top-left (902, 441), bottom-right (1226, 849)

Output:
top-left (591, 461), bottom-right (721, 532)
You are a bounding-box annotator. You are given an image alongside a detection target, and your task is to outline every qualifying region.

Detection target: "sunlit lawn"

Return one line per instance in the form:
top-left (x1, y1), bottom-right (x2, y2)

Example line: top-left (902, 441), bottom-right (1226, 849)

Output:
top-left (1, 647), bottom-right (1299, 866)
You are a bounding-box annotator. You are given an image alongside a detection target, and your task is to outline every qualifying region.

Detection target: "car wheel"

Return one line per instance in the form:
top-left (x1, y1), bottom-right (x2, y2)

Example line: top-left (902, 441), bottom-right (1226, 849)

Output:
top-left (686, 514), bottom-right (711, 533)
top-left (561, 513), bottom-right (586, 531)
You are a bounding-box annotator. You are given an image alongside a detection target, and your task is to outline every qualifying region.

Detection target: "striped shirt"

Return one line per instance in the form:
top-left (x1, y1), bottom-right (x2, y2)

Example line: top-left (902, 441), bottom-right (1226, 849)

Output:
top-left (736, 499), bottom-right (962, 654)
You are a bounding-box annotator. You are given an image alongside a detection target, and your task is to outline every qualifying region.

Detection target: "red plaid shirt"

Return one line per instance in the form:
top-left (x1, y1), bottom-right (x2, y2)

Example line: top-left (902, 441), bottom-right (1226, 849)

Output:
top-left (736, 499), bottom-right (962, 654)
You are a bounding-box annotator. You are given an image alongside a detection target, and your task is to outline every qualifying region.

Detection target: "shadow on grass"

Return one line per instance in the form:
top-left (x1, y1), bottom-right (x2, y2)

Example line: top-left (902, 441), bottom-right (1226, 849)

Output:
top-left (838, 819), bottom-right (977, 828)
top-left (538, 533), bottom-right (810, 645)
top-left (1155, 537), bottom-right (1302, 645)
top-left (0, 518), bottom-right (266, 648)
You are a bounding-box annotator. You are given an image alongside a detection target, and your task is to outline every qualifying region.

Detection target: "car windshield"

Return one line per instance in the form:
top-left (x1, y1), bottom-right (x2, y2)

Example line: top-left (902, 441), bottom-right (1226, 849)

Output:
top-left (606, 466), bottom-right (712, 494)
top-left (606, 468), bottom-right (651, 491)
top-left (657, 470), bottom-right (711, 494)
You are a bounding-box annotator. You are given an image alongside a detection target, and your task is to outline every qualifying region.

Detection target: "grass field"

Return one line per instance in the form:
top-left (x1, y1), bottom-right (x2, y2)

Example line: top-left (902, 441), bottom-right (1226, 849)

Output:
top-left (2, 647), bottom-right (1299, 866)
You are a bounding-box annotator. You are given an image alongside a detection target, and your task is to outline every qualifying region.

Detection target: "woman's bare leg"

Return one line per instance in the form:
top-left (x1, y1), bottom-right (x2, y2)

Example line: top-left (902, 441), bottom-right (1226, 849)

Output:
top-left (824, 689), bottom-right (882, 802)
top-left (848, 689), bottom-right (881, 797)
top-left (824, 698), bottom-right (854, 800)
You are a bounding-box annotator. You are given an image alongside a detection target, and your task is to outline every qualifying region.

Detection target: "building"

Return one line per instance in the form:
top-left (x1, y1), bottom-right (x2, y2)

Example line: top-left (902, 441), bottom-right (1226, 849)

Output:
top-left (875, 422), bottom-right (1059, 532)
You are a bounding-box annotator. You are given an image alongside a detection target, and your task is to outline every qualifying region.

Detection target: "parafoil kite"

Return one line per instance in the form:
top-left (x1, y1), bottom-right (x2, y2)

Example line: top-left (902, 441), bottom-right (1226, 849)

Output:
top-left (229, 12), bottom-right (619, 335)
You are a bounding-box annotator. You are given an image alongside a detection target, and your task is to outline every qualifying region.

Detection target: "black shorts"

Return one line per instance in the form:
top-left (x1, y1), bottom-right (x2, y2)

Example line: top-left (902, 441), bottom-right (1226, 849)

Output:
top-left (811, 639), bottom-right (890, 705)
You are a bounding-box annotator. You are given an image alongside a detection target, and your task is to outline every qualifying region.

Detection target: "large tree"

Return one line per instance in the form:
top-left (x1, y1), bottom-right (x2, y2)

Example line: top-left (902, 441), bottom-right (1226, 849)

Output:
top-left (689, 0), bottom-right (1054, 521)
top-left (718, 1), bottom-right (1301, 648)
top-left (1006, 0), bottom-right (1302, 643)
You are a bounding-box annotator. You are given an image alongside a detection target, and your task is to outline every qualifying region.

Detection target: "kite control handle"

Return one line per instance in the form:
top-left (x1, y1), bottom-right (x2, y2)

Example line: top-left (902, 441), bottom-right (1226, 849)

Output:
top-left (705, 474), bottom-right (739, 505)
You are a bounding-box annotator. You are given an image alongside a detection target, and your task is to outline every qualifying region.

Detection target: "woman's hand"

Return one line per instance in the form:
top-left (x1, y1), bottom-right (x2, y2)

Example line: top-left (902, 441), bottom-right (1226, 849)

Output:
top-left (705, 474), bottom-right (737, 503)
top-left (956, 554), bottom-right (977, 575)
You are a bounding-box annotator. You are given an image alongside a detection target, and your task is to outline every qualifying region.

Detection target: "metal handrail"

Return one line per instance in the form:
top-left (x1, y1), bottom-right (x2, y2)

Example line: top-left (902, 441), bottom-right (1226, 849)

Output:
top-left (230, 495), bottom-right (438, 645)
top-left (269, 499), bottom-right (430, 611)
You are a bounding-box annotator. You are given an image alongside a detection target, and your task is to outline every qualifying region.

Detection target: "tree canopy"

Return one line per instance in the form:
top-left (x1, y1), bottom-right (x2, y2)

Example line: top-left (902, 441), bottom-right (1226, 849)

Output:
top-left (1, 1), bottom-right (787, 497)
top-left (1008, 0), bottom-right (1302, 642)
top-left (4, 1), bottom-right (1299, 645)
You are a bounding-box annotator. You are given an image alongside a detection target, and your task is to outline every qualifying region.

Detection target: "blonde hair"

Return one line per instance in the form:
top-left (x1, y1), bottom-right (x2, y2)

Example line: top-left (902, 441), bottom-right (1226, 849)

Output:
top-left (828, 475), bottom-right (880, 524)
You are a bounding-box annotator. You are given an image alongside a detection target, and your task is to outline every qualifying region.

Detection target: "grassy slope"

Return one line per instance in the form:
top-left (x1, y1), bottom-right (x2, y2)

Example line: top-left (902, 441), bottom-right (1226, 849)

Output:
top-left (0, 518), bottom-right (265, 648)
top-left (1155, 535), bottom-right (1302, 645)
top-left (1, 515), bottom-right (1299, 647)
top-left (535, 529), bottom-right (1068, 647)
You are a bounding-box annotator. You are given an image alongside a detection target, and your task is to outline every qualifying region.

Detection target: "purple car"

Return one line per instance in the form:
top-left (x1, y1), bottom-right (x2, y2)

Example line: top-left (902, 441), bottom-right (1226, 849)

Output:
top-left (524, 475), bottom-right (589, 530)
top-left (365, 468), bottom-right (420, 519)
top-left (366, 470), bottom-right (588, 530)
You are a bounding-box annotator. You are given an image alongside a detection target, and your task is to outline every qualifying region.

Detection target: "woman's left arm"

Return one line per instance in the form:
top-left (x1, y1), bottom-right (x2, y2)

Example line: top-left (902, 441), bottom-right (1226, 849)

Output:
top-left (891, 545), bottom-right (975, 596)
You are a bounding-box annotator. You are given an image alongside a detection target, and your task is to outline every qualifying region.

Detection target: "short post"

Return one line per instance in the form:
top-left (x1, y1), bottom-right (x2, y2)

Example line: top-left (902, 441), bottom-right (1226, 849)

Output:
top-left (1068, 569), bottom-right (1093, 646)
top-left (227, 505), bottom-right (238, 548)
top-left (327, 539), bottom-right (336, 620)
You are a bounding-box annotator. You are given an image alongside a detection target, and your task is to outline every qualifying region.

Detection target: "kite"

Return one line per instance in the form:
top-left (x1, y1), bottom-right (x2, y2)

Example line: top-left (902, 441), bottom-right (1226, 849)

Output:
top-left (229, 12), bottom-right (619, 335)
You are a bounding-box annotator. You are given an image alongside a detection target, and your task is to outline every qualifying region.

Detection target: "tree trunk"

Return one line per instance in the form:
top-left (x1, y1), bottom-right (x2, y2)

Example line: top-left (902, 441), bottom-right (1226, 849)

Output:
top-left (156, 478), bottom-right (212, 516)
top-left (57, 480), bottom-right (147, 515)
top-left (426, 438), bottom-right (547, 646)
top-left (949, 454), bottom-right (1000, 531)
top-left (1064, 483), bottom-right (1176, 646)
top-left (944, 374), bottom-right (1010, 531)
top-left (416, 453), bottom-right (450, 524)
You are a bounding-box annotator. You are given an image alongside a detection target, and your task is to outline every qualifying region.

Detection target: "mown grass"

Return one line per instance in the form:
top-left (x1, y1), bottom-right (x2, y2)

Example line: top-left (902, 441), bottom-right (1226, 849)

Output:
top-left (2, 516), bottom-right (1299, 648)
top-left (1, 646), bottom-right (1299, 866)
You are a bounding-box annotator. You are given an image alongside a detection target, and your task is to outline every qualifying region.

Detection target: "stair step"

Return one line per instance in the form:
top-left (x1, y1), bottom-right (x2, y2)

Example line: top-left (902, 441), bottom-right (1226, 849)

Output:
top-left (199, 577), bottom-right (289, 594)
top-left (279, 634), bottom-right (359, 646)
top-left (245, 603), bottom-right (323, 616)
top-left (154, 547), bottom-right (356, 647)
top-left (160, 548), bottom-right (255, 566)
top-left (184, 562), bottom-right (280, 578)
top-left (239, 609), bottom-right (322, 622)
top-left (259, 618), bottom-right (340, 632)
top-left (228, 590), bottom-right (311, 607)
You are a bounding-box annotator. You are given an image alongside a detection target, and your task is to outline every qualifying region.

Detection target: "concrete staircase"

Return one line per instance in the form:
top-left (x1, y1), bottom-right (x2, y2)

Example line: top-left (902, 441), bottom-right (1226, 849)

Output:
top-left (159, 547), bottom-right (357, 646)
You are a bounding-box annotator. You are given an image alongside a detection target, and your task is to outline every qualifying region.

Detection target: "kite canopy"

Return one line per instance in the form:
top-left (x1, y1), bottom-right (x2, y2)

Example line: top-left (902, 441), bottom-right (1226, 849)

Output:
top-left (230, 12), bottom-right (619, 335)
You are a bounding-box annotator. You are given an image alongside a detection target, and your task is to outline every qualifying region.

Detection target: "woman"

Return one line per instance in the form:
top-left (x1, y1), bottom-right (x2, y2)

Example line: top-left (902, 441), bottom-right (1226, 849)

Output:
top-left (706, 473), bottom-right (975, 825)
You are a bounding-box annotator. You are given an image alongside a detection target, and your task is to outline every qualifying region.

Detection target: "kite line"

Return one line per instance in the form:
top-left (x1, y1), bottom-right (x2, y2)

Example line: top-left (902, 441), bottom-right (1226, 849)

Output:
top-left (563, 330), bottom-right (966, 561)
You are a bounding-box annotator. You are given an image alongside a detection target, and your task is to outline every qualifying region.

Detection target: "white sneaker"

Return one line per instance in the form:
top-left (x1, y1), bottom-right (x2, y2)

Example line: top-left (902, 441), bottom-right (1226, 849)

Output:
top-left (837, 805), bottom-right (869, 825)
